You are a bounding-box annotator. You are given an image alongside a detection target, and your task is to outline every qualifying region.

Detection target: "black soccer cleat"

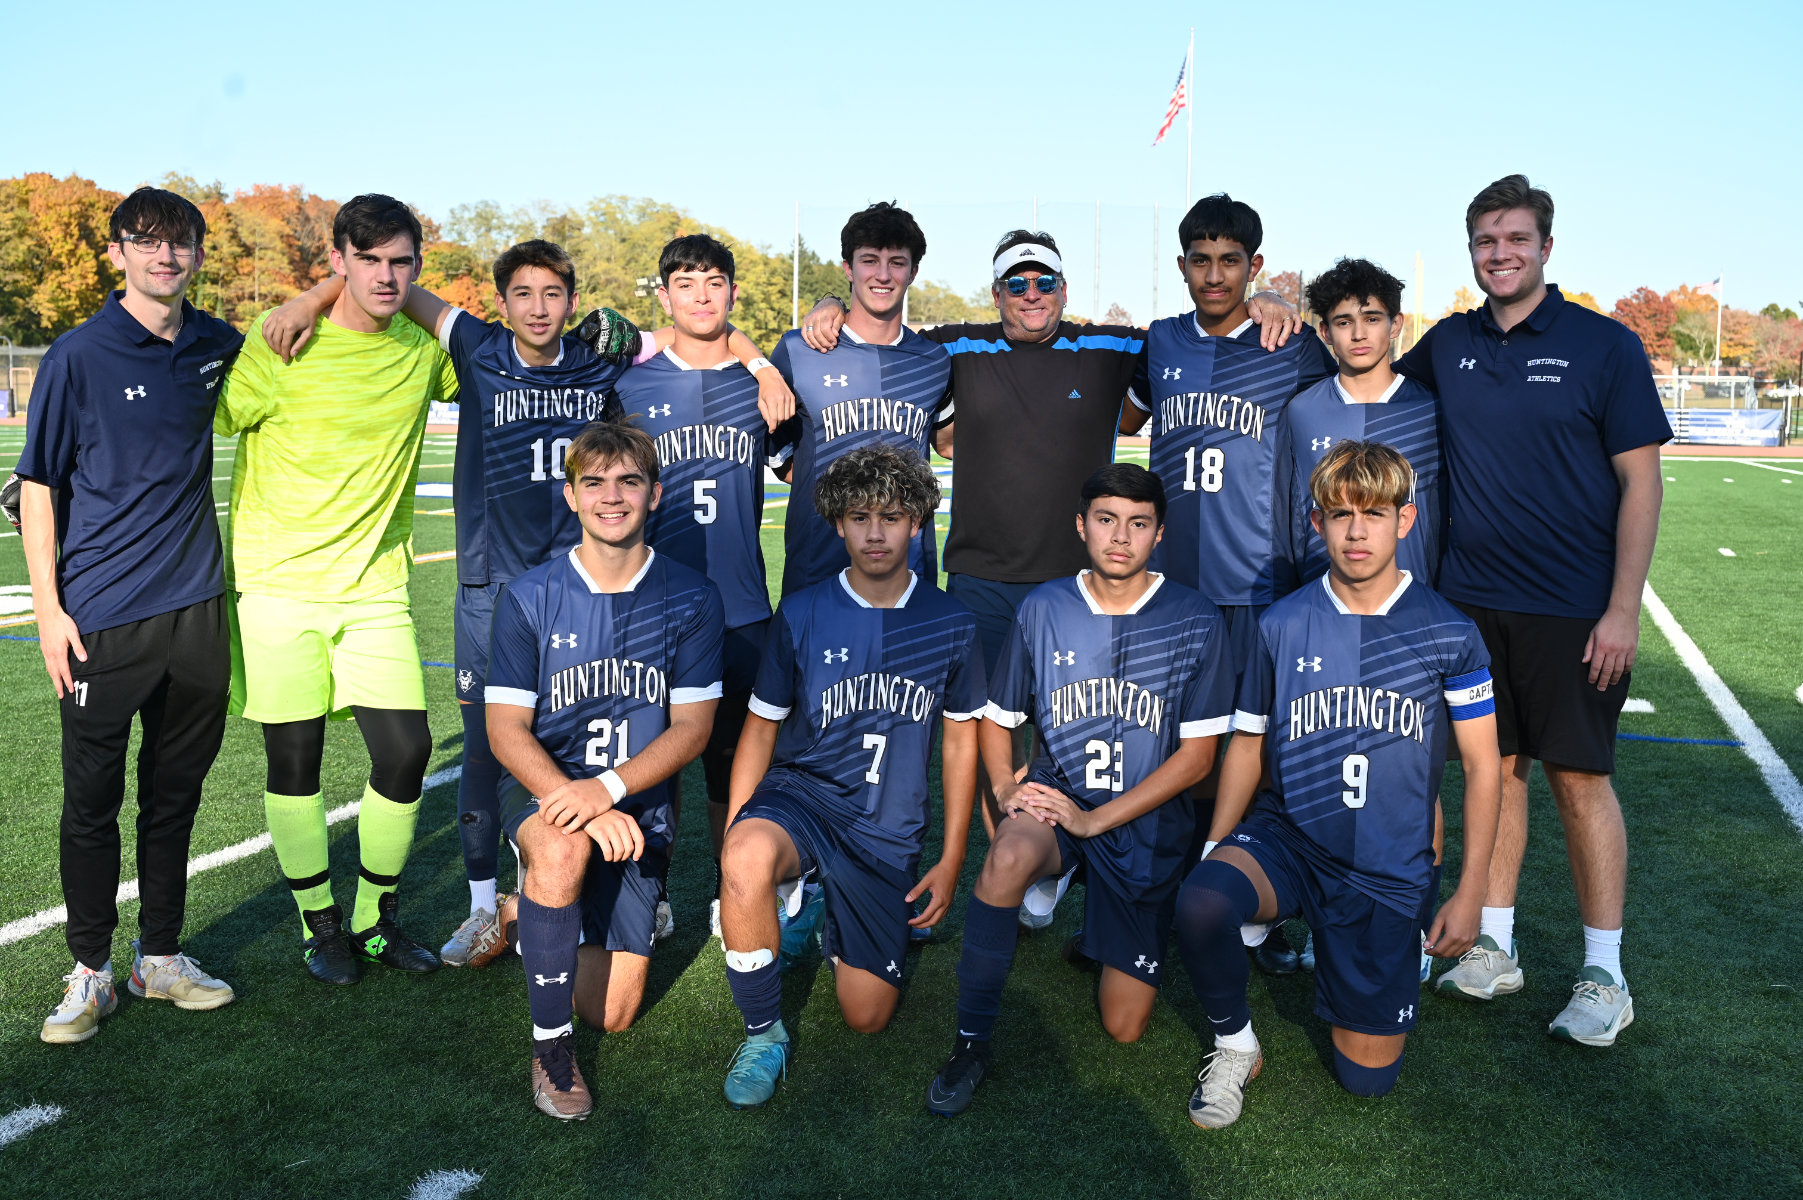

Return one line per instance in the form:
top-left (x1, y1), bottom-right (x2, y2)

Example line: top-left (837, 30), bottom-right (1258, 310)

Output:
top-left (1060, 931), bottom-right (1098, 972)
top-left (1253, 922), bottom-right (1301, 977)
top-left (349, 894), bottom-right (441, 973)
top-left (925, 1037), bottom-right (992, 1117)
top-left (300, 905), bottom-right (361, 986)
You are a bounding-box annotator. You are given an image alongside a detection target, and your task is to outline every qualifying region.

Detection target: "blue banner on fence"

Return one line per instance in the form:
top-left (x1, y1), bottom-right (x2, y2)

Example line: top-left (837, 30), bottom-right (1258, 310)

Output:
top-left (1671, 408), bottom-right (1784, 446)
top-left (428, 401), bottom-right (460, 426)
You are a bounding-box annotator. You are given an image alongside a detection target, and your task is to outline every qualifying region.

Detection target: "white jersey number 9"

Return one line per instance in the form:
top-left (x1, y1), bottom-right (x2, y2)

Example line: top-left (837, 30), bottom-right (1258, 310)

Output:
top-left (1341, 753), bottom-right (1369, 809)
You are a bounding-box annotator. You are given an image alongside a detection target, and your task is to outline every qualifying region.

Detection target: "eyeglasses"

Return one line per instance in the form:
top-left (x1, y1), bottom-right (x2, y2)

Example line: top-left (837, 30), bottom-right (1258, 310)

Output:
top-left (1001, 274), bottom-right (1060, 297)
top-left (120, 235), bottom-right (199, 258)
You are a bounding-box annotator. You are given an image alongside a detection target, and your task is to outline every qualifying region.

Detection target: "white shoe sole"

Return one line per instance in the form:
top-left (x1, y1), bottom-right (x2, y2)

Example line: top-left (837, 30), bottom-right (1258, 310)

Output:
top-left (1436, 967), bottom-right (1524, 1001)
top-left (128, 977), bottom-right (235, 1010)
top-left (1551, 997), bottom-right (1634, 1047)
top-left (40, 992), bottom-right (117, 1044)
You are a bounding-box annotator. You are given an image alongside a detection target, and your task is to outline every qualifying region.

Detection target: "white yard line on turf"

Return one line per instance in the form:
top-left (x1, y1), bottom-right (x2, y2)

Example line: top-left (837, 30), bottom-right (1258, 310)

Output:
top-left (0, 1105), bottom-right (65, 1148)
top-left (407, 1169), bottom-right (484, 1199)
top-left (0, 766), bottom-right (463, 950)
top-left (1643, 583), bottom-right (1803, 834)
top-left (1729, 458), bottom-right (1803, 477)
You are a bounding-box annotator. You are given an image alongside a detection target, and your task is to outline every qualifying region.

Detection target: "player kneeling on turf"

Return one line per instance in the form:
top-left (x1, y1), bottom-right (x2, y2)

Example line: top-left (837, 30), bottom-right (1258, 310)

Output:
top-left (1178, 440), bottom-right (1501, 1129)
top-left (486, 421), bottom-right (724, 1121)
top-left (926, 463), bottom-right (1235, 1117)
top-left (717, 446), bottom-right (983, 1109)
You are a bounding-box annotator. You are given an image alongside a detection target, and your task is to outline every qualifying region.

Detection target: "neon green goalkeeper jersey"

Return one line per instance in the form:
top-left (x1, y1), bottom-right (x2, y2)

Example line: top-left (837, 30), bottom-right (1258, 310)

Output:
top-left (217, 310), bottom-right (458, 602)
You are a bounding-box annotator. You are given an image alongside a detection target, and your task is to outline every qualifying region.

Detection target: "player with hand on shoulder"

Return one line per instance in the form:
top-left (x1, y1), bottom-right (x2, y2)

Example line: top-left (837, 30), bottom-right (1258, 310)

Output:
top-left (1282, 258), bottom-right (1446, 981)
top-left (217, 194), bottom-right (456, 986)
top-left (618, 234), bottom-right (785, 938)
top-left (717, 447), bottom-right (983, 1109)
top-left (926, 463), bottom-right (1235, 1117)
top-left (768, 203), bottom-right (952, 597)
top-left (1178, 441), bottom-right (1500, 1130)
top-left (261, 239), bottom-right (783, 966)
top-left (485, 420), bottom-right (724, 1121)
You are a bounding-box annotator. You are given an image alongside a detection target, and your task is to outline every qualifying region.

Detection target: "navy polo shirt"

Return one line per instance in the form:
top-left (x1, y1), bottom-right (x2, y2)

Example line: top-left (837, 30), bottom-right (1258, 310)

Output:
top-left (1397, 285), bottom-right (1670, 620)
top-left (16, 292), bottom-right (242, 633)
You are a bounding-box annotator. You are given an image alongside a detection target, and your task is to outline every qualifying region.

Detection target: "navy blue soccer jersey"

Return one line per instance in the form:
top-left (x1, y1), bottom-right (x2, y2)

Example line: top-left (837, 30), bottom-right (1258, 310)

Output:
top-left (986, 573), bottom-right (1236, 899)
top-left (1132, 315), bottom-right (1335, 605)
top-left (769, 327), bottom-right (951, 596)
top-left (441, 310), bottom-right (628, 586)
top-left (485, 548), bottom-right (725, 842)
top-left (618, 349), bottom-right (774, 631)
top-left (749, 572), bottom-right (985, 870)
top-left (1234, 572), bottom-right (1494, 915)
top-left (1282, 374), bottom-right (1444, 586)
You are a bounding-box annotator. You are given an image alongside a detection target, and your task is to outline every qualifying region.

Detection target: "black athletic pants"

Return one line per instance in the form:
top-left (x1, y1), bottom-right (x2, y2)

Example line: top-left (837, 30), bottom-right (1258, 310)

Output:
top-left (59, 595), bottom-right (229, 969)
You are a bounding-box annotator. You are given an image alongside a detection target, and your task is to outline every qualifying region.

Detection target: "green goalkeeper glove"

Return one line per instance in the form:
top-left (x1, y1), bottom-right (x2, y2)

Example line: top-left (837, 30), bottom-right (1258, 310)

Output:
top-left (572, 308), bottom-right (643, 365)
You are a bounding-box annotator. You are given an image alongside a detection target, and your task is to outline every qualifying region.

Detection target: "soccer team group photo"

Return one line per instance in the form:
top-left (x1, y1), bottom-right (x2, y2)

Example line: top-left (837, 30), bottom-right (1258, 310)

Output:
top-left (2, 12), bottom-right (1800, 1193)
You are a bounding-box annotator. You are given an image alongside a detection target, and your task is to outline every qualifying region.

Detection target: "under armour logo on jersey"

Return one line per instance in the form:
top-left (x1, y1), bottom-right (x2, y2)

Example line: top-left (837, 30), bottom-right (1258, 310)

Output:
top-left (1459, 358), bottom-right (1476, 369)
top-left (824, 647), bottom-right (849, 664)
top-left (123, 385), bottom-right (146, 400)
top-left (1052, 650), bottom-right (1076, 666)
top-left (457, 670), bottom-right (474, 693)
top-left (1068, 389), bottom-right (1082, 399)
top-left (1398, 1004), bottom-right (1415, 1022)
top-left (1311, 436), bottom-right (1333, 451)
top-left (534, 973), bottom-right (570, 986)
top-left (1162, 367), bottom-right (1182, 381)
top-left (1134, 955), bottom-right (1159, 973)
top-left (551, 634), bottom-right (579, 649)
top-left (886, 960), bottom-right (900, 976)
top-left (824, 374), bottom-right (848, 387)
top-left (1297, 657), bottom-right (1322, 672)
top-left (648, 403), bottom-right (673, 418)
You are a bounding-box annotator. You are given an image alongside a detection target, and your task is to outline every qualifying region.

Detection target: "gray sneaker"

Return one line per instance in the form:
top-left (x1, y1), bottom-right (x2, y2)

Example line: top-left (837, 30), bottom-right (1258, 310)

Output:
top-left (1435, 934), bottom-right (1523, 1001)
top-left (654, 900), bottom-right (675, 942)
top-left (1549, 966), bottom-right (1634, 1047)
top-left (440, 908), bottom-right (503, 968)
top-left (1187, 1041), bottom-right (1263, 1130)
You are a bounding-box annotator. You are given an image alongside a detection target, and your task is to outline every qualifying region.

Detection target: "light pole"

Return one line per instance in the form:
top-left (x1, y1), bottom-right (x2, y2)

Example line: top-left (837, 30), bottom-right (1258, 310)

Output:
top-left (0, 335), bottom-right (12, 416)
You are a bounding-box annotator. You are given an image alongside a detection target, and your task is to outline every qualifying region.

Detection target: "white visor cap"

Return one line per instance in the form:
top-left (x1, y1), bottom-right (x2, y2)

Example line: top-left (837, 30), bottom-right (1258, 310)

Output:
top-left (992, 241), bottom-right (1063, 280)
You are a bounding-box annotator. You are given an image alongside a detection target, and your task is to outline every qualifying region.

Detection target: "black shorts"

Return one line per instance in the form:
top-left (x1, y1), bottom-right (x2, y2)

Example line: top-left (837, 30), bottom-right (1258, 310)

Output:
top-left (1454, 603), bottom-right (1627, 774)
top-left (708, 619), bottom-right (769, 757)
top-left (734, 789), bottom-right (915, 988)
top-left (1228, 811), bottom-right (1423, 1036)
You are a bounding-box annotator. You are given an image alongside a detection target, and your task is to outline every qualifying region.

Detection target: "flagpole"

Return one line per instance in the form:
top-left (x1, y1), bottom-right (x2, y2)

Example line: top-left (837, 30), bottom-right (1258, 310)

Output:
top-left (1184, 27), bottom-right (1194, 206)
top-left (1713, 273), bottom-right (1723, 374)
top-left (1152, 201), bottom-right (1159, 320)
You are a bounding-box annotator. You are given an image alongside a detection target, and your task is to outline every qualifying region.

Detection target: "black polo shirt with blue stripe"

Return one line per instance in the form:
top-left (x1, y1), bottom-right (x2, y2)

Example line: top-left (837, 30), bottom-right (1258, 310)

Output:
top-left (926, 320), bottom-right (1144, 584)
top-left (1396, 286), bottom-right (1669, 620)
top-left (16, 292), bottom-right (242, 632)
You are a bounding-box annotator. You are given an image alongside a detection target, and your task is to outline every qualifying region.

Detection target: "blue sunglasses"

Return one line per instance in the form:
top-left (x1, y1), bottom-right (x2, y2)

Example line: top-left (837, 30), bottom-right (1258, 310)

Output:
top-left (1001, 274), bottom-right (1061, 296)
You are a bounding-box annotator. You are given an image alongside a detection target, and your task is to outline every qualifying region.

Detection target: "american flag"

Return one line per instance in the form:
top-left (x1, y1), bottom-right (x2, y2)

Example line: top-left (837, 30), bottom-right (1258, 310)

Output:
top-left (1693, 276), bottom-right (1721, 298)
top-left (1151, 56), bottom-right (1188, 147)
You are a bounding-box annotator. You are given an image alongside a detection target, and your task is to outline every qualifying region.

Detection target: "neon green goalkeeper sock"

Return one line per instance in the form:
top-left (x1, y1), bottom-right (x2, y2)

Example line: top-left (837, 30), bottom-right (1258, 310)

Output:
top-left (351, 783), bottom-right (420, 933)
top-left (264, 792), bottom-right (332, 937)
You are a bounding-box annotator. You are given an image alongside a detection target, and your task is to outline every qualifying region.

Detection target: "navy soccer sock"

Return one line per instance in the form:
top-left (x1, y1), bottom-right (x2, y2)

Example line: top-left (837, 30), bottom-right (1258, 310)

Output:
top-left (1175, 859), bottom-right (1263, 1042)
top-left (724, 948), bottom-right (783, 1037)
top-left (1419, 864), bottom-right (1443, 938)
top-left (456, 702), bottom-right (504, 889)
top-left (1334, 1046), bottom-right (1404, 1097)
top-left (519, 895), bottom-right (581, 1039)
top-left (953, 897), bottom-right (1021, 1042)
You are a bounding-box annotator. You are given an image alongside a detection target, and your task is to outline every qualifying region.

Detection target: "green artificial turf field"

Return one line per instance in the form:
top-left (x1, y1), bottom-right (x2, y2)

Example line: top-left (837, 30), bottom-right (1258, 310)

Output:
top-left (0, 426), bottom-right (1799, 1199)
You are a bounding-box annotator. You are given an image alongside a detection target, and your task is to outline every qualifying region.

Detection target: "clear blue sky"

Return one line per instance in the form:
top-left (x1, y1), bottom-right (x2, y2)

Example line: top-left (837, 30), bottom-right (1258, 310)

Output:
top-left (10, 0), bottom-right (1798, 324)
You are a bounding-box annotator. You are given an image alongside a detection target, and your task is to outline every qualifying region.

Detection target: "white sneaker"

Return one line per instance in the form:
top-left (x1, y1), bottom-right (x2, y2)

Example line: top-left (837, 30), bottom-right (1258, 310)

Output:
top-left (1549, 966), bottom-right (1635, 1047)
top-left (709, 898), bottom-right (722, 941)
top-left (129, 940), bottom-right (234, 1010)
top-left (1188, 1040), bottom-right (1264, 1129)
top-left (42, 963), bottom-right (117, 1044)
top-left (1435, 935), bottom-right (1524, 1001)
top-left (654, 900), bottom-right (675, 942)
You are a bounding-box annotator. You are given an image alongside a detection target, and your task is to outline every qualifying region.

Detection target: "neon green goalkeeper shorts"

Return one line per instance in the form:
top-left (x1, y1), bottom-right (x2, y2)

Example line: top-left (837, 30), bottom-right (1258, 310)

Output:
top-left (229, 586), bottom-right (426, 722)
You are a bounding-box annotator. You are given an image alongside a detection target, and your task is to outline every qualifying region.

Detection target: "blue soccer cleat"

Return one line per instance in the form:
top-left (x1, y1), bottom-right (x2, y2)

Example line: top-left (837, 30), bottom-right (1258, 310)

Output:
top-left (777, 883), bottom-right (824, 972)
top-left (724, 1021), bottom-right (790, 1108)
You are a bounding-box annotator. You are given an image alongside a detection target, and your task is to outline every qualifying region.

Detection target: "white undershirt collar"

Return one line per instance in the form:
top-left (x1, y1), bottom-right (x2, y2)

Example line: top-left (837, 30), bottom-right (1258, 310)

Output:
top-left (1321, 568), bottom-right (1412, 616)
top-left (568, 545), bottom-right (656, 594)
top-left (838, 569), bottom-right (918, 609)
top-left (1333, 374), bottom-right (1405, 405)
top-left (843, 325), bottom-right (905, 347)
top-left (661, 346), bottom-right (735, 371)
top-left (1077, 570), bottom-right (1165, 615)
top-left (1194, 314), bottom-right (1255, 340)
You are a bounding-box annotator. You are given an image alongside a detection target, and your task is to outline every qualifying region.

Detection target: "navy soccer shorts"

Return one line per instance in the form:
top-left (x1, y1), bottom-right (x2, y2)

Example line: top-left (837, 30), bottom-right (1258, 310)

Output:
top-left (1039, 826), bottom-right (1174, 988)
top-left (1215, 603), bottom-right (1268, 691)
top-left (708, 619), bottom-right (769, 757)
top-left (500, 783), bottom-right (668, 957)
top-left (453, 582), bottom-right (503, 703)
top-left (1226, 810), bottom-right (1424, 1035)
top-left (734, 788), bottom-right (915, 988)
